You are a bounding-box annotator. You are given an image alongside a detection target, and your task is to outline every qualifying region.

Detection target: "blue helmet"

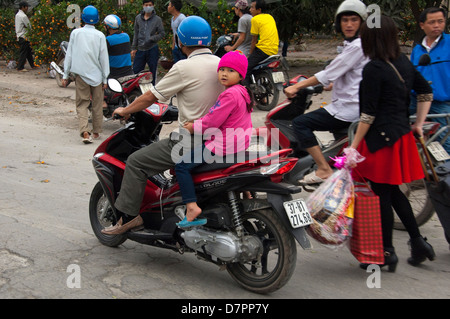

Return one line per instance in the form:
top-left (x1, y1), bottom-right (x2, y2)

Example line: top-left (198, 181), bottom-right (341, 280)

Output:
top-left (82, 5), bottom-right (99, 24)
top-left (177, 16), bottom-right (212, 47)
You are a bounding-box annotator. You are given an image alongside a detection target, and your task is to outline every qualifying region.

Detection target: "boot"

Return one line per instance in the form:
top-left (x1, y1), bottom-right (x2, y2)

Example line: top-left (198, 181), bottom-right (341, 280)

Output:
top-left (101, 215), bottom-right (143, 235)
top-left (359, 247), bottom-right (398, 272)
top-left (407, 236), bottom-right (436, 266)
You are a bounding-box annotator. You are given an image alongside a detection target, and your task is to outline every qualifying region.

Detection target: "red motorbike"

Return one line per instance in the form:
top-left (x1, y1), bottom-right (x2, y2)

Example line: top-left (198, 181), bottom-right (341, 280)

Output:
top-left (89, 79), bottom-right (313, 294)
top-left (253, 74), bottom-right (351, 187)
top-left (102, 71), bottom-right (152, 118)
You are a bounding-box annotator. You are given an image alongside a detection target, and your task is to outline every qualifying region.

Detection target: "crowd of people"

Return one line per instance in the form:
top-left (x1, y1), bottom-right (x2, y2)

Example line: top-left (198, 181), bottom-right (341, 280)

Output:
top-left (13, 0), bottom-right (449, 269)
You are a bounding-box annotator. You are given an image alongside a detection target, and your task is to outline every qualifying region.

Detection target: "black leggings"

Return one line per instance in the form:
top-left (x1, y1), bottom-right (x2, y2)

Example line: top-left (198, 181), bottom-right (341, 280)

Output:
top-left (369, 181), bottom-right (421, 248)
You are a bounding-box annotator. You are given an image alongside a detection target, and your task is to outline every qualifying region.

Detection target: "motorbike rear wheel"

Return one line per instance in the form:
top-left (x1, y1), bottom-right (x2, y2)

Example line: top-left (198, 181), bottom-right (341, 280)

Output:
top-left (226, 208), bottom-right (297, 294)
top-left (89, 182), bottom-right (127, 247)
top-left (253, 72), bottom-right (280, 111)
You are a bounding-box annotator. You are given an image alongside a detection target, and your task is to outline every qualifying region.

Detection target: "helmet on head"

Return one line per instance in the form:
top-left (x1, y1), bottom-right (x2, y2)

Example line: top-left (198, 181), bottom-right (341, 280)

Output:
top-left (176, 16), bottom-right (212, 47)
top-left (335, 0), bottom-right (367, 33)
top-left (104, 14), bottom-right (121, 29)
top-left (82, 5), bottom-right (99, 24)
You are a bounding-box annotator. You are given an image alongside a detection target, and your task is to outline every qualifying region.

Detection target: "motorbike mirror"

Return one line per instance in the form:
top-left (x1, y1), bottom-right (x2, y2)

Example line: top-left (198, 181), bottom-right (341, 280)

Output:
top-left (108, 78), bottom-right (123, 93)
top-left (418, 53), bottom-right (431, 66)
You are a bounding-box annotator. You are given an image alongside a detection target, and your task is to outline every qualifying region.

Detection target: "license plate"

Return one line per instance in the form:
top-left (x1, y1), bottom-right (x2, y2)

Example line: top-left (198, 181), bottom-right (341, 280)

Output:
top-left (283, 198), bottom-right (313, 228)
top-left (427, 141), bottom-right (450, 162)
top-left (140, 83), bottom-right (152, 94)
top-left (272, 71), bottom-right (285, 83)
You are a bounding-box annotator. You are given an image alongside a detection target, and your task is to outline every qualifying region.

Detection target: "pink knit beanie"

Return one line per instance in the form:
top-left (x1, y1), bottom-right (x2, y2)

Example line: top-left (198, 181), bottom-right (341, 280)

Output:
top-left (217, 50), bottom-right (248, 79)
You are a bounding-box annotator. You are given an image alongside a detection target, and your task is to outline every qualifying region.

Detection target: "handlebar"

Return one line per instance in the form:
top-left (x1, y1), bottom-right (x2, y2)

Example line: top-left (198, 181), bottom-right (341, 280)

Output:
top-left (409, 113), bottom-right (450, 124)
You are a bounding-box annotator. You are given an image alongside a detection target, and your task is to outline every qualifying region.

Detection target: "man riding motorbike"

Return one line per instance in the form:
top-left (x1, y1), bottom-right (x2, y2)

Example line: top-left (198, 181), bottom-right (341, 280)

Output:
top-left (284, 0), bottom-right (369, 184)
top-left (102, 16), bottom-right (224, 235)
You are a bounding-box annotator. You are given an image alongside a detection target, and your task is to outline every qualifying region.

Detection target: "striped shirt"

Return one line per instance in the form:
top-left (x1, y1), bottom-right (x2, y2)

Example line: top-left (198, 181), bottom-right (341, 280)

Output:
top-left (106, 32), bottom-right (133, 79)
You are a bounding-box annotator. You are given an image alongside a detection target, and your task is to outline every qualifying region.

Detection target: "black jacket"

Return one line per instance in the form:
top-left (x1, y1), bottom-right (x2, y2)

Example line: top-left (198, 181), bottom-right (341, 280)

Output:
top-left (359, 54), bottom-right (432, 153)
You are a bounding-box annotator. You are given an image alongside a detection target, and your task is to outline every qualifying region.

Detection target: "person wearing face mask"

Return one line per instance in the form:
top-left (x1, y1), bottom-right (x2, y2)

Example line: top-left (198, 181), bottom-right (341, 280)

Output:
top-left (131, 0), bottom-right (165, 85)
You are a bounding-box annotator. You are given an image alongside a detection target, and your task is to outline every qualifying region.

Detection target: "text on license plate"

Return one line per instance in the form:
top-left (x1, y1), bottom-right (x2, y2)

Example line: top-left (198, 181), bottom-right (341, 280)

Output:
top-left (272, 71), bottom-right (285, 83)
top-left (283, 199), bottom-right (313, 228)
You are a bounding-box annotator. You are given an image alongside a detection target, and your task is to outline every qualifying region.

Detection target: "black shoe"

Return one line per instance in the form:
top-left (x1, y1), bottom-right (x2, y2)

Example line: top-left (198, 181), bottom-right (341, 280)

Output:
top-left (360, 247), bottom-right (398, 272)
top-left (407, 236), bottom-right (436, 266)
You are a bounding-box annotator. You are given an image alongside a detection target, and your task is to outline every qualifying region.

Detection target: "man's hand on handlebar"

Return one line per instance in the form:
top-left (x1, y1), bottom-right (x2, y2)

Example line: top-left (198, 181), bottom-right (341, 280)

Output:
top-left (113, 107), bottom-right (131, 121)
top-left (284, 85), bottom-right (298, 99)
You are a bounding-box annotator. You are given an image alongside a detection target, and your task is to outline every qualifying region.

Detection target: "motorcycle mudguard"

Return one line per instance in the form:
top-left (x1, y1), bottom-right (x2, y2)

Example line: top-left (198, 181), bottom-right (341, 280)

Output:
top-left (266, 193), bottom-right (312, 250)
top-left (275, 82), bottom-right (284, 91)
top-left (92, 158), bottom-right (117, 211)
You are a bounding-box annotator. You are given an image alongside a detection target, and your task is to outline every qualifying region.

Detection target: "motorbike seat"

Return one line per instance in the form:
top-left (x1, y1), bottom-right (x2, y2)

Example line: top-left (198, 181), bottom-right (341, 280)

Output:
top-left (117, 74), bottom-right (137, 84)
top-left (260, 55), bottom-right (281, 64)
top-left (190, 150), bottom-right (269, 174)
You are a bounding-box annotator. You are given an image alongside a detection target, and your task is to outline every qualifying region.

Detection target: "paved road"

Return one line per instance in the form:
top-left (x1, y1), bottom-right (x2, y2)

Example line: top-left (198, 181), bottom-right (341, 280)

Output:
top-left (0, 64), bottom-right (449, 301)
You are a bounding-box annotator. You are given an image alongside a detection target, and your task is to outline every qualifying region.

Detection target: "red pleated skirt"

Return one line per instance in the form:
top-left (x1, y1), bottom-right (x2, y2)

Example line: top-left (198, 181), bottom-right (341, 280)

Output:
top-left (354, 131), bottom-right (424, 185)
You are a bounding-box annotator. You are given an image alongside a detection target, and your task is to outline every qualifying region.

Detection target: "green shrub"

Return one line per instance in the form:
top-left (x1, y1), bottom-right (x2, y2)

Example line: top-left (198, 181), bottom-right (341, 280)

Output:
top-left (0, 8), bottom-right (20, 62)
top-left (0, 0), bottom-right (237, 65)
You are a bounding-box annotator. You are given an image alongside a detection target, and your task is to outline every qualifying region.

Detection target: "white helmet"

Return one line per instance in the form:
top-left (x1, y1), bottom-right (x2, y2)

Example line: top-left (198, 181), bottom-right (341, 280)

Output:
top-left (104, 14), bottom-right (121, 29)
top-left (335, 0), bottom-right (367, 33)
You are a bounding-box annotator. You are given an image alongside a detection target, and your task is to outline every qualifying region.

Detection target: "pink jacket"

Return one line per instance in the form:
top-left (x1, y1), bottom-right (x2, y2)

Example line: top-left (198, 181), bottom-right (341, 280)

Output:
top-left (193, 84), bottom-right (252, 156)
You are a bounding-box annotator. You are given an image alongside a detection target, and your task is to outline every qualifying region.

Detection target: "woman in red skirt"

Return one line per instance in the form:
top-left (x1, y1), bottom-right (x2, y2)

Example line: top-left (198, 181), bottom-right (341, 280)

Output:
top-left (349, 16), bottom-right (435, 272)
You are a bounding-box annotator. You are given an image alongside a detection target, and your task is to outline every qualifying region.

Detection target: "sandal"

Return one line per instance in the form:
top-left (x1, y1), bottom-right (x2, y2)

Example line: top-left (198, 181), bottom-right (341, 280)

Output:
top-left (177, 217), bottom-right (207, 228)
top-left (298, 171), bottom-right (325, 185)
top-left (82, 132), bottom-right (93, 144)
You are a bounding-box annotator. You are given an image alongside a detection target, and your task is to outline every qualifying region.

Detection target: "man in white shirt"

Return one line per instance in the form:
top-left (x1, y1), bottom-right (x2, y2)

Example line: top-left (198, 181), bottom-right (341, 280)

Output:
top-left (62, 5), bottom-right (109, 144)
top-left (284, 0), bottom-right (369, 184)
top-left (15, 1), bottom-right (36, 71)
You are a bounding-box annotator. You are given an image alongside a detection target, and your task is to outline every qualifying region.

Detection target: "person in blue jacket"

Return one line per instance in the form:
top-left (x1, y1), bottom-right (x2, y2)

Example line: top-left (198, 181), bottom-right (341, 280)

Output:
top-left (103, 14), bottom-right (134, 79)
top-left (410, 7), bottom-right (450, 154)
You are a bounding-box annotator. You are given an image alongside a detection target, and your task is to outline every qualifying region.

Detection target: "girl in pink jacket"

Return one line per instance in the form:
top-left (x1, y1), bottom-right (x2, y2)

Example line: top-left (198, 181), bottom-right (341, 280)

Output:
top-left (175, 50), bottom-right (254, 228)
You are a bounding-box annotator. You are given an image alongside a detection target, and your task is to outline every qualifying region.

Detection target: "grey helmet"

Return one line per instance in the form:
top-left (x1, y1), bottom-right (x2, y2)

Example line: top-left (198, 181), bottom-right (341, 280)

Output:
top-left (335, 0), bottom-right (368, 33)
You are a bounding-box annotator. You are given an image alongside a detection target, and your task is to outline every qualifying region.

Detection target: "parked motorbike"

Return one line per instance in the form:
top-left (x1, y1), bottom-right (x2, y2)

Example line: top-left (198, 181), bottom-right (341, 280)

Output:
top-left (50, 41), bottom-right (153, 118)
top-left (89, 78), bottom-right (312, 294)
top-left (102, 71), bottom-right (152, 118)
top-left (254, 74), bottom-right (438, 229)
top-left (51, 41), bottom-right (75, 87)
top-left (215, 34), bottom-right (289, 111)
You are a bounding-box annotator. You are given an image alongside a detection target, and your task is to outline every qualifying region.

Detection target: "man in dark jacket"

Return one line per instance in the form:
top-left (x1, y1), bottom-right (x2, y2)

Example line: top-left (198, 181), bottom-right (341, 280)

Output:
top-left (131, 0), bottom-right (165, 85)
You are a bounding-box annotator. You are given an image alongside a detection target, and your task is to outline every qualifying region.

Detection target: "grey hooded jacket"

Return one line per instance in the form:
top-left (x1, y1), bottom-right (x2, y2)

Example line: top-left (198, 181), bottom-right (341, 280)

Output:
top-left (131, 11), bottom-right (165, 51)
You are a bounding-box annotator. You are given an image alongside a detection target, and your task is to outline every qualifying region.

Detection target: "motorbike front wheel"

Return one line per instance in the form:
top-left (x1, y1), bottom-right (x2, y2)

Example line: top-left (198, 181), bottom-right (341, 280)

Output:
top-left (253, 72), bottom-right (280, 111)
top-left (89, 182), bottom-right (127, 247)
top-left (226, 208), bottom-right (297, 294)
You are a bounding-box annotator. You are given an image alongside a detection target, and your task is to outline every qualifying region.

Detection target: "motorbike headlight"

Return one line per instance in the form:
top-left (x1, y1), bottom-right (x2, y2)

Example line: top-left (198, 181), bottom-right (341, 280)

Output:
top-left (147, 104), bottom-right (161, 115)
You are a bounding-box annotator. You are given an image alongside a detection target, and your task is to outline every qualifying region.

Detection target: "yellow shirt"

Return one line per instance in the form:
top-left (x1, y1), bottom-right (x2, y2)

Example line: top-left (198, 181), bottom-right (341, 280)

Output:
top-left (250, 13), bottom-right (279, 56)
